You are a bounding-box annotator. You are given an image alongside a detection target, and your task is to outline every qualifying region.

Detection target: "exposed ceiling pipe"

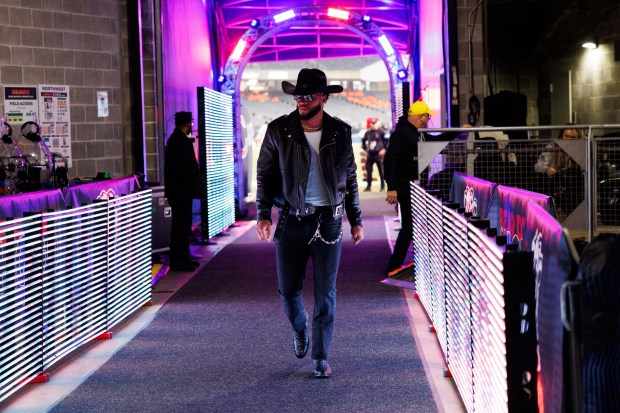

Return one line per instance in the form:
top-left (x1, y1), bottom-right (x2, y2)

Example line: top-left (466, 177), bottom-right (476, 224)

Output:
top-left (467, 0), bottom-right (484, 96)
top-left (467, 0), bottom-right (484, 125)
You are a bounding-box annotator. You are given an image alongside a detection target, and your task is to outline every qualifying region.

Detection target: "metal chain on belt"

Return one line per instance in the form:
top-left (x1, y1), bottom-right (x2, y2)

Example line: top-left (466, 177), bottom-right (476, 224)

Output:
top-left (308, 216), bottom-right (343, 245)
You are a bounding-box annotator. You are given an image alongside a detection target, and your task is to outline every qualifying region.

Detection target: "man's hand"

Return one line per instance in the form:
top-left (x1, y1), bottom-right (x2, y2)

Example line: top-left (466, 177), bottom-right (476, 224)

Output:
top-left (386, 190), bottom-right (398, 205)
top-left (256, 220), bottom-right (272, 241)
top-left (351, 226), bottom-right (364, 245)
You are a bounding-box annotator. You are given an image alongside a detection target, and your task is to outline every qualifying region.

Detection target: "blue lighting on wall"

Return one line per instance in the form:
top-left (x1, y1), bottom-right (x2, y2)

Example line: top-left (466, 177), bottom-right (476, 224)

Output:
top-left (197, 87), bottom-right (236, 239)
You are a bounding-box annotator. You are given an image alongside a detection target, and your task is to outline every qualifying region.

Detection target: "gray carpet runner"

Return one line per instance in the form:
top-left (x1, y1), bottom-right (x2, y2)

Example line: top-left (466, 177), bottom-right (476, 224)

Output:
top-left (51, 209), bottom-right (437, 412)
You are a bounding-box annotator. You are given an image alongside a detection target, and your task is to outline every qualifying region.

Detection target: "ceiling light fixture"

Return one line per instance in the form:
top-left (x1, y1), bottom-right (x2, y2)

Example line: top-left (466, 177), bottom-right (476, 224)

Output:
top-left (582, 31), bottom-right (598, 49)
top-left (274, 9), bottom-right (295, 23)
top-left (377, 34), bottom-right (394, 56)
top-left (327, 8), bottom-right (349, 20)
top-left (230, 39), bottom-right (247, 61)
top-left (582, 40), bottom-right (598, 49)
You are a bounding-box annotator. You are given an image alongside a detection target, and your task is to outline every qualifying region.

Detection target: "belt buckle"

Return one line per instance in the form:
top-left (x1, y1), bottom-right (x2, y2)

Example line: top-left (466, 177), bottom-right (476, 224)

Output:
top-left (305, 205), bottom-right (315, 215)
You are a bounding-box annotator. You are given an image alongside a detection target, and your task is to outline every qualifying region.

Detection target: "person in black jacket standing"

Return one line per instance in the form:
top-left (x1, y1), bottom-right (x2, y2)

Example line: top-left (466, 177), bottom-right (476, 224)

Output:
top-left (383, 101), bottom-right (434, 275)
top-left (361, 119), bottom-right (387, 191)
top-left (256, 68), bottom-right (364, 378)
top-left (164, 111), bottom-right (201, 272)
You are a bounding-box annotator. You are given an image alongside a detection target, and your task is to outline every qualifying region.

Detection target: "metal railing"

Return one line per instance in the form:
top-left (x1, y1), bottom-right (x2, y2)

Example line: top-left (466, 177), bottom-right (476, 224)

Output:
top-left (0, 190), bottom-right (152, 402)
top-left (410, 183), bottom-right (538, 413)
top-left (419, 124), bottom-right (620, 240)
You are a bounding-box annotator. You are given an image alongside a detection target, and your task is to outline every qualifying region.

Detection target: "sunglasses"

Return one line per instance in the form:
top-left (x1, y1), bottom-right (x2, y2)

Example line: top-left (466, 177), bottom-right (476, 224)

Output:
top-left (293, 94), bottom-right (322, 102)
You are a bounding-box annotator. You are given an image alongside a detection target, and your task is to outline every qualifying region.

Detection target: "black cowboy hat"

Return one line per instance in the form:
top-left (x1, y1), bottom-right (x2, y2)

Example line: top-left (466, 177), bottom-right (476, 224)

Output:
top-left (281, 68), bottom-right (344, 95)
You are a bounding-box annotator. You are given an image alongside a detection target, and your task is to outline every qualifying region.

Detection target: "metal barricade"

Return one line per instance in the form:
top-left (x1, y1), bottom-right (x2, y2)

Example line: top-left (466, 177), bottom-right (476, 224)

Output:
top-left (419, 124), bottom-right (620, 240)
top-left (0, 189), bottom-right (152, 403)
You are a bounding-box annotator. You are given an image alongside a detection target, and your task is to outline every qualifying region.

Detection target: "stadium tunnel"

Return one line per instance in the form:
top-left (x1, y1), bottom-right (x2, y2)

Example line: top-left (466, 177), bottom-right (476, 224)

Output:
top-left (157, 0), bottom-right (448, 219)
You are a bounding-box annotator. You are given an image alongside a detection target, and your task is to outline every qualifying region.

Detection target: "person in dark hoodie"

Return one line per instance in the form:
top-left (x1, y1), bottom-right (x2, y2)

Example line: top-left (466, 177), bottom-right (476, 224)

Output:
top-left (383, 101), bottom-right (434, 276)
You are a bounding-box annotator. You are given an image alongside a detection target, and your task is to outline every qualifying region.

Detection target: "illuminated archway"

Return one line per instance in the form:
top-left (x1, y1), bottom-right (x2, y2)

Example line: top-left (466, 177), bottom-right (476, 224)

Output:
top-left (219, 6), bottom-right (409, 213)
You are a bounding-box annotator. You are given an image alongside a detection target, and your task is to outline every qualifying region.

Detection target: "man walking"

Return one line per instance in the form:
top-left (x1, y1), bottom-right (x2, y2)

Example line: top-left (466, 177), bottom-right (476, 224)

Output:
top-left (256, 68), bottom-right (364, 378)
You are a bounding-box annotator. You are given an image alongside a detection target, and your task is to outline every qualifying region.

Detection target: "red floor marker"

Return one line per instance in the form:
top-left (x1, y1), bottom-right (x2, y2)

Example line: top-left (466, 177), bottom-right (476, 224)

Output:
top-left (21, 373), bottom-right (50, 384)
top-left (95, 332), bottom-right (113, 340)
top-left (443, 368), bottom-right (452, 377)
top-left (428, 325), bottom-right (436, 333)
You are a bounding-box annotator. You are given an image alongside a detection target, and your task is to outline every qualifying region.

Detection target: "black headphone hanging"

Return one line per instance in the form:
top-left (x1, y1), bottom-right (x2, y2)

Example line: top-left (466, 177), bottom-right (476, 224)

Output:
top-left (467, 95), bottom-right (481, 126)
top-left (1, 122), bottom-right (13, 144)
top-left (21, 121), bottom-right (42, 143)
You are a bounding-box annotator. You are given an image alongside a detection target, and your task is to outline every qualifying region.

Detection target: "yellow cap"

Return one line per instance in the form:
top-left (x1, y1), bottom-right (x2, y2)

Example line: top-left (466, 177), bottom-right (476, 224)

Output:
top-left (408, 101), bottom-right (436, 116)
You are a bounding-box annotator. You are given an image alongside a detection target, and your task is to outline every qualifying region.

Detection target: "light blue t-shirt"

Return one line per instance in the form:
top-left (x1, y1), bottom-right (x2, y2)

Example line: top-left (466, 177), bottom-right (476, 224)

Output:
top-left (304, 131), bottom-right (330, 206)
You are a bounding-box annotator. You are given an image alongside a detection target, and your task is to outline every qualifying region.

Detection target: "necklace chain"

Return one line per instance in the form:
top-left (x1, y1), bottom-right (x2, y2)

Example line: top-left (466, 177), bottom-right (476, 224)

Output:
top-left (302, 122), bottom-right (323, 131)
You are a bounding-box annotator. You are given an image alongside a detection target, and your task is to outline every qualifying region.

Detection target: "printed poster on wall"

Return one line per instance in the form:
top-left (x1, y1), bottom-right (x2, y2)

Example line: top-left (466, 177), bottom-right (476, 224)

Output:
top-left (38, 84), bottom-right (72, 167)
top-left (3, 85), bottom-right (39, 127)
top-left (3, 85), bottom-right (48, 168)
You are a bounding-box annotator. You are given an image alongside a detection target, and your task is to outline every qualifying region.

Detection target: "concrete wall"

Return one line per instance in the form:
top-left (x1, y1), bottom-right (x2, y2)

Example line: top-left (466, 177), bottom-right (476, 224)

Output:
top-left (570, 8), bottom-right (620, 125)
top-left (0, 0), bottom-right (127, 179)
top-left (456, 0), bottom-right (486, 126)
top-left (533, 6), bottom-right (620, 128)
top-left (120, 0), bottom-right (160, 183)
top-left (468, 3), bottom-right (620, 129)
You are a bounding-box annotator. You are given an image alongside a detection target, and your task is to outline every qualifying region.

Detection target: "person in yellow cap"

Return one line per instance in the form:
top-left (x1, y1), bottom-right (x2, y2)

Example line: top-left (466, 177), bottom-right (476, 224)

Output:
top-left (382, 101), bottom-right (435, 275)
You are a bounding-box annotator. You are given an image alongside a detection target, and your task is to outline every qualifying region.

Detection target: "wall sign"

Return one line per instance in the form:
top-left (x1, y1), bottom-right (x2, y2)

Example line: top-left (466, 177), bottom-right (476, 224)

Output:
top-left (38, 84), bottom-right (72, 167)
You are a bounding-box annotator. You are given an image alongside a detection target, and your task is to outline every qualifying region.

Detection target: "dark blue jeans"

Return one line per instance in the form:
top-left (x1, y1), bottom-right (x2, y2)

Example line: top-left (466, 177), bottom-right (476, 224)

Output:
top-left (386, 181), bottom-right (413, 272)
top-left (274, 208), bottom-right (343, 360)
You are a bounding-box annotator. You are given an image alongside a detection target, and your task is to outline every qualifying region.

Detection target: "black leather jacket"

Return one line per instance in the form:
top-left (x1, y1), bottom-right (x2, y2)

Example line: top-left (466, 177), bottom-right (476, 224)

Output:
top-left (256, 110), bottom-right (363, 228)
top-left (384, 115), bottom-right (420, 190)
top-left (164, 128), bottom-right (201, 199)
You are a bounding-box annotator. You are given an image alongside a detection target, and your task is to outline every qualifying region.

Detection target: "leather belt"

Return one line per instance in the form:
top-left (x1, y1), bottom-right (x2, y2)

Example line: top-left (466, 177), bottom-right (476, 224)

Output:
top-left (287, 204), bottom-right (332, 216)
top-left (274, 204), bottom-right (338, 241)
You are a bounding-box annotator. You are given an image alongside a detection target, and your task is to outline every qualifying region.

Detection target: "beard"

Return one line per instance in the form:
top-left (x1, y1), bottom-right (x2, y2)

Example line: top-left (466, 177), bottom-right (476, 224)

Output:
top-left (298, 104), bottom-right (322, 120)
